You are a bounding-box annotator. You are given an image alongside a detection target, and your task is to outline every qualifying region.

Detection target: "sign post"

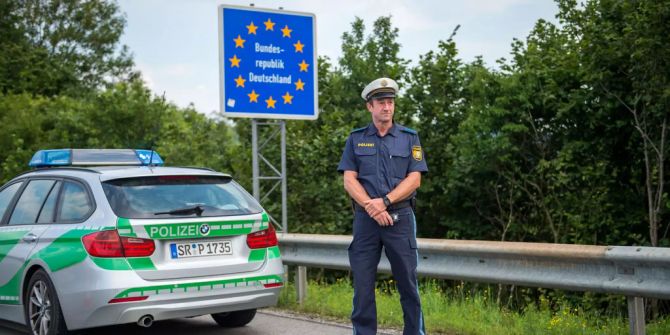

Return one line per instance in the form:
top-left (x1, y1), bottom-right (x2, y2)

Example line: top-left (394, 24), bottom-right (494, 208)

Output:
top-left (218, 5), bottom-right (317, 235)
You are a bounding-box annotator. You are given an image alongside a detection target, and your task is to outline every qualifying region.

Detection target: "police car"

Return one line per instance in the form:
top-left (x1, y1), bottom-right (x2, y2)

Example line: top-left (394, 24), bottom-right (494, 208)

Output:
top-left (0, 149), bottom-right (283, 334)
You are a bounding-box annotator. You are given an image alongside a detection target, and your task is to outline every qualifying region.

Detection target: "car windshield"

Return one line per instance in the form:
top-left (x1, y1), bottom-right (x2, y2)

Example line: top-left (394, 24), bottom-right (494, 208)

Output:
top-left (102, 175), bottom-right (263, 219)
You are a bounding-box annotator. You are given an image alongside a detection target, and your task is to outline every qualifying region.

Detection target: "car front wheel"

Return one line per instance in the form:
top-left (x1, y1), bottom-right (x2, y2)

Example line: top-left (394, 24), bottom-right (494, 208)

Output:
top-left (25, 269), bottom-right (68, 335)
top-left (211, 309), bottom-right (257, 327)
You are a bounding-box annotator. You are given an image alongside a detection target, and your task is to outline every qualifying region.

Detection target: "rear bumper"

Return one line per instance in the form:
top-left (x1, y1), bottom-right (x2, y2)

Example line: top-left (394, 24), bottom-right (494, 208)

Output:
top-left (53, 257), bottom-right (284, 330)
top-left (90, 286), bottom-right (280, 328)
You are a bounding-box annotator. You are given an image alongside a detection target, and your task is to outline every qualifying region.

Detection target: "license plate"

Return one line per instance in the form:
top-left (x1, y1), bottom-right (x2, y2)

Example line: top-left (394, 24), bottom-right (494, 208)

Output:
top-left (170, 240), bottom-right (232, 259)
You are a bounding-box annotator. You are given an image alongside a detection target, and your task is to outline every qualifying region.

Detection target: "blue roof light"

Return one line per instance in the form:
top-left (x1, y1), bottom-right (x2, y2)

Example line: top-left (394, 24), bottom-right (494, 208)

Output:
top-left (28, 149), bottom-right (164, 167)
top-left (135, 150), bottom-right (164, 166)
top-left (29, 149), bottom-right (72, 167)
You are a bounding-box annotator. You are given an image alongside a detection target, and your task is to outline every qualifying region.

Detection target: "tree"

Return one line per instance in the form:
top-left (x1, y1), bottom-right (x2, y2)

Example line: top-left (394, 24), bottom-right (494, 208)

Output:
top-left (0, 80), bottom-right (240, 184)
top-left (556, 0), bottom-right (670, 247)
top-left (0, 0), bottom-right (134, 96)
top-left (403, 28), bottom-right (475, 238)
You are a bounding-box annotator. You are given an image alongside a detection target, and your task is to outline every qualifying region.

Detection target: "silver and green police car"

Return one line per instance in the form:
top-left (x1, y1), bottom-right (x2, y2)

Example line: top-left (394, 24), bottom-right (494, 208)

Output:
top-left (0, 149), bottom-right (283, 334)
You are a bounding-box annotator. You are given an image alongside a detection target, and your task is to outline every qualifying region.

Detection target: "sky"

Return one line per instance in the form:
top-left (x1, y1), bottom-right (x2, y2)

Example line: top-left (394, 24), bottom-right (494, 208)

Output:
top-left (117, 0), bottom-right (559, 115)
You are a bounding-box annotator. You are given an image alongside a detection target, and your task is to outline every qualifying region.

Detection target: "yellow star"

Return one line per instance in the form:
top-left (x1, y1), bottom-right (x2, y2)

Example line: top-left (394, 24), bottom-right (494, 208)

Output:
top-left (263, 18), bottom-right (275, 31)
top-left (246, 21), bottom-right (258, 35)
top-left (295, 79), bottom-right (305, 91)
top-left (234, 75), bottom-right (246, 87)
top-left (265, 96), bottom-right (277, 109)
top-left (298, 60), bottom-right (309, 72)
top-left (248, 90), bottom-right (259, 103)
top-left (233, 35), bottom-right (246, 48)
top-left (281, 25), bottom-right (292, 38)
top-left (282, 92), bottom-right (294, 104)
top-left (293, 40), bottom-right (304, 53)
top-left (229, 55), bottom-right (241, 68)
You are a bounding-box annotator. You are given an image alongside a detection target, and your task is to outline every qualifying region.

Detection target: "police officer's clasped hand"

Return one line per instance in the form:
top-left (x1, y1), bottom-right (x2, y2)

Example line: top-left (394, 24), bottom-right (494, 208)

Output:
top-left (364, 198), bottom-right (387, 217)
top-left (375, 211), bottom-right (394, 226)
top-left (365, 198), bottom-right (393, 226)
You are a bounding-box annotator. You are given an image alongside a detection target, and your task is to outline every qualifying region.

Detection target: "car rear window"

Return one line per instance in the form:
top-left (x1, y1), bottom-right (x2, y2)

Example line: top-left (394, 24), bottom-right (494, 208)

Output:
top-left (102, 175), bottom-right (263, 219)
top-left (59, 181), bottom-right (93, 222)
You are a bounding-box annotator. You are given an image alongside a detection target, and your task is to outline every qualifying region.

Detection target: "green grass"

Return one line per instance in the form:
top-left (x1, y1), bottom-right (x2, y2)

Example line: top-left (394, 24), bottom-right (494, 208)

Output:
top-left (277, 278), bottom-right (670, 335)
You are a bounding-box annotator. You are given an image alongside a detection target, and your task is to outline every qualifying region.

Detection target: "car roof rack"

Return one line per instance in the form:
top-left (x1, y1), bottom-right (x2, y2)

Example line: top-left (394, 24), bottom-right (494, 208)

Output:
top-left (29, 149), bottom-right (164, 168)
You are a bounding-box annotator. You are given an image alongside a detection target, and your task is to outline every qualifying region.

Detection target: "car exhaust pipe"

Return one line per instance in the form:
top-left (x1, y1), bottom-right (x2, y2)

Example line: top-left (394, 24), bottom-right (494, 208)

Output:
top-left (137, 315), bottom-right (154, 328)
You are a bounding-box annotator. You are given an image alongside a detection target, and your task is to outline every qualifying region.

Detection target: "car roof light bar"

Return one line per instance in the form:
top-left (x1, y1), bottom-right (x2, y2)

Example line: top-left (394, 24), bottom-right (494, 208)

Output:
top-left (29, 149), bottom-right (164, 167)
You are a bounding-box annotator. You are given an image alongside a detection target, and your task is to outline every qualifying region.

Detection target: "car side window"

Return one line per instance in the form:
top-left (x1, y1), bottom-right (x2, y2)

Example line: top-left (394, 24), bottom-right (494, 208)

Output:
top-left (58, 181), bottom-right (92, 222)
top-left (0, 182), bottom-right (23, 223)
top-left (9, 180), bottom-right (56, 225)
top-left (37, 181), bottom-right (61, 224)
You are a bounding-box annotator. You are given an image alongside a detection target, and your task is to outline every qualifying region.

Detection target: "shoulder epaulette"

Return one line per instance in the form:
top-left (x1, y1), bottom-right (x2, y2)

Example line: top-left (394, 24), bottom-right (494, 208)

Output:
top-left (400, 126), bottom-right (417, 135)
top-left (351, 126), bottom-right (367, 133)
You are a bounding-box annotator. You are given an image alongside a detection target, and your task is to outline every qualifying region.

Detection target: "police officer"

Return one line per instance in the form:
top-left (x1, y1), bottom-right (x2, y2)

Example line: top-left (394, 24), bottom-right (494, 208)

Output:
top-left (337, 77), bottom-right (428, 335)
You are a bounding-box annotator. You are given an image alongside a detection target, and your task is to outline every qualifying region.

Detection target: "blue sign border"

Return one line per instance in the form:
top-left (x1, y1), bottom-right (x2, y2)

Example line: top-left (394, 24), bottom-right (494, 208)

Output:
top-left (218, 5), bottom-right (318, 120)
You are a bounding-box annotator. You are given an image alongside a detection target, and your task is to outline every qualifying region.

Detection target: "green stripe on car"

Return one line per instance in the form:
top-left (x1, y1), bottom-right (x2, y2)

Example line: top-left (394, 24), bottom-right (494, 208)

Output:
top-left (0, 266), bottom-right (24, 305)
top-left (248, 249), bottom-right (266, 262)
top-left (0, 230), bottom-right (31, 264)
top-left (1, 228), bottom-right (103, 304)
top-left (267, 246), bottom-right (280, 259)
top-left (127, 257), bottom-right (156, 270)
top-left (247, 246), bottom-right (281, 263)
top-left (114, 274), bottom-right (283, 299)
top-left (91, 257), bottom-right (156, 271)
top-left (116, 217), bottom-right (137, 237)
top-left (91, 257), bottom-right (132, 271)
top-left (35, 229), bottom-right (98, 272)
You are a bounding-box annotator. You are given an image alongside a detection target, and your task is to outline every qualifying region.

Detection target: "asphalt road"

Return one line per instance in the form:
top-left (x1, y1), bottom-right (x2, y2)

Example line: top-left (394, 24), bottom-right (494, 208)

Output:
top-left (0, 309), bottom-right (401, 335)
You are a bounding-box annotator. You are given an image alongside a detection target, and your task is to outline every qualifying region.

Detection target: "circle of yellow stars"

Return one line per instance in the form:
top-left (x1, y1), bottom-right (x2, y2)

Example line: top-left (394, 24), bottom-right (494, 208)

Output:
top-left (228, 17), bottom-right (309, 110)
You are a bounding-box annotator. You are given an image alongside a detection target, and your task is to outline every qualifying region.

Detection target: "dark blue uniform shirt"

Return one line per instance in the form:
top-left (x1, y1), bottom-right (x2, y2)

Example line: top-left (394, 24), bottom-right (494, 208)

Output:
top-left (337, 123), bottom-right (428, 199)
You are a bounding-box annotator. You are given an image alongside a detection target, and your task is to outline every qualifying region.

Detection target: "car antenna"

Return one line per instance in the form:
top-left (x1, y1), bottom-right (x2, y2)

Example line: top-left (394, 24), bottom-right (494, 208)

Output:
top-left (148, 149), bottom-right (155, 167)
top-left (146, 120), bottom-right (161, 170)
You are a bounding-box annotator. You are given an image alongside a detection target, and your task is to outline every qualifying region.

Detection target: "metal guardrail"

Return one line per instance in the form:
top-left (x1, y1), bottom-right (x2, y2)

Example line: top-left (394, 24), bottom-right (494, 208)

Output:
top-left (278, 233), bottom-right (670, 335)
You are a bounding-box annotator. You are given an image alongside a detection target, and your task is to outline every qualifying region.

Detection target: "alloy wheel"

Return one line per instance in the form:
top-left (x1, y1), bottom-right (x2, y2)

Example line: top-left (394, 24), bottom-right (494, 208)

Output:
top-left (28, 280), bottom-right (52, 335)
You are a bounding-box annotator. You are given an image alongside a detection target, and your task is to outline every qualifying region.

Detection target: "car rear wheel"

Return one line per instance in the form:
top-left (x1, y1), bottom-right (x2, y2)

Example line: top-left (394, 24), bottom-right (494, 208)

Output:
top-left (211, 309), bottom-right (257, 327)
top-left (25, 270), bottom-right (68, 335)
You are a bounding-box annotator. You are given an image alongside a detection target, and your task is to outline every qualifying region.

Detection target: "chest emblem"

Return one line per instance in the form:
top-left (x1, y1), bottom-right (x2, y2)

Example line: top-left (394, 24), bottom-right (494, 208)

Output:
top-left (357, 143), bottom-right (375, 147)
top-left (412, 146), bottom-right (423, 161)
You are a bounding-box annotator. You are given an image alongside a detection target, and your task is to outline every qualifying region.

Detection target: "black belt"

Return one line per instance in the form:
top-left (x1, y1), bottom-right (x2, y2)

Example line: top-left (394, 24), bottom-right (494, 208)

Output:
top-left (353, 200), bottom-right (412, 212)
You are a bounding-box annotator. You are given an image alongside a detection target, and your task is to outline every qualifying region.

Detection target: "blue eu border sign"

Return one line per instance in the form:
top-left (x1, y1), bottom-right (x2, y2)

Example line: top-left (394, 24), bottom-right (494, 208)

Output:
top-left (218, 5), bottom-right (318, 120)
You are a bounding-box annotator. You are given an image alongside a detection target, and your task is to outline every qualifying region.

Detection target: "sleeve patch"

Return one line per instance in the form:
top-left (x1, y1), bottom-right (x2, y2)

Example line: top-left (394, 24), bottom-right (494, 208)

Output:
top-left (412, 146), bottom-right (423, 161)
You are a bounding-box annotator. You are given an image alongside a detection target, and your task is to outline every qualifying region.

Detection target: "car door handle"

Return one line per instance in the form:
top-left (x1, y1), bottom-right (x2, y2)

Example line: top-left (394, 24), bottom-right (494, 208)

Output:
top-left (22, 233), bottom-right (38, 243)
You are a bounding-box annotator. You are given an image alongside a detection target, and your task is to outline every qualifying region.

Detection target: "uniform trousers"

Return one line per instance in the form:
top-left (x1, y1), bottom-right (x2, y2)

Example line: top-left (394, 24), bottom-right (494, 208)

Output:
top-left (348, 206), bottom-right (426, 335)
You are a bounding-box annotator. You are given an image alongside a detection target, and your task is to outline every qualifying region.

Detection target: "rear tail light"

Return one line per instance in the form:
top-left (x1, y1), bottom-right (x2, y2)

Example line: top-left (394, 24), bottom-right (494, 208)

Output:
top-left (246, 224), bottom-right (278, 249)
top-left (122, 237), bottom-right (156, 257)
top-left (83, 230), bottom-right (155, 258)
top-left (82, 230), bottom-right (124, 257)
top-left (263, 282), bottom-right (284, 289)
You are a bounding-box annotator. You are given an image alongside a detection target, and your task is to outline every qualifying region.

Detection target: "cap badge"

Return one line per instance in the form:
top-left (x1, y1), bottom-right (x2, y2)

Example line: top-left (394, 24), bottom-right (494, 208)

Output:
top-left (380, 79), bottom-right (388, 87)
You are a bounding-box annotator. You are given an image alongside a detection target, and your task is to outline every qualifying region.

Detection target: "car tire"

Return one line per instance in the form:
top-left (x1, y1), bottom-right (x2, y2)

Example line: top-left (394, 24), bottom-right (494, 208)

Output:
top-left (211, 309), bottom-right (257, 327)
top-left (24, 269), bottom-right (68, 335)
